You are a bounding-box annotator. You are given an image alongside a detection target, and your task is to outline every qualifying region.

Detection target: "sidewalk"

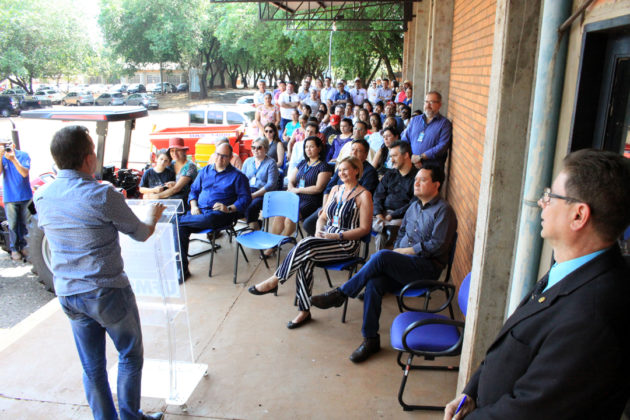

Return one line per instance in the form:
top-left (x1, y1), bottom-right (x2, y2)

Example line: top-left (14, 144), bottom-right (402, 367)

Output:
top-left (0, 233), bottom-right (458, 419)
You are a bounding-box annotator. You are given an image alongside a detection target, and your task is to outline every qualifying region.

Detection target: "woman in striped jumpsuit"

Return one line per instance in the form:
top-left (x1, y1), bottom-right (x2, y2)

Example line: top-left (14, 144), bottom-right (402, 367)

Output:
top-left (249, 156), bottom-right (373, 329)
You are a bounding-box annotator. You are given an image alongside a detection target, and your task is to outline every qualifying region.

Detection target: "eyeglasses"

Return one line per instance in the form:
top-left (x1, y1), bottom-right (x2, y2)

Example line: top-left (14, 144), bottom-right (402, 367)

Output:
top-left (539, 187), bottom-right (582, 205)
top-left (251, 145), bottom-right (264, 150)
top-left (216, 153), bottom-right (230, 159)
top-left (424, 100), bottom-right (440, 105)
top-left (264, 129), bottom-right (274, 133)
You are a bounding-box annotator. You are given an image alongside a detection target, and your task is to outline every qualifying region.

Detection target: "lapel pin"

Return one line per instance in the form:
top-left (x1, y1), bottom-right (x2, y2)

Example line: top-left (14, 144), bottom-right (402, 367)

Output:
top-left (538, 297), bottom-right (546, 303)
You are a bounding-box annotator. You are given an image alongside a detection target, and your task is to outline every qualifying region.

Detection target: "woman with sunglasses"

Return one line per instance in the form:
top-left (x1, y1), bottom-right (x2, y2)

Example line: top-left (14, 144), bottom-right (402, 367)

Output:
top-left (263, 123), bottom-right (285, 169)
top-left (241, 137), bottom-right (279, 230)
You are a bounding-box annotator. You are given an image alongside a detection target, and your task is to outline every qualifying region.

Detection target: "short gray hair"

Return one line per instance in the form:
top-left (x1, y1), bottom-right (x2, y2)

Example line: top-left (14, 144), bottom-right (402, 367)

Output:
top-left (254, 137), bottom-right (270, 151)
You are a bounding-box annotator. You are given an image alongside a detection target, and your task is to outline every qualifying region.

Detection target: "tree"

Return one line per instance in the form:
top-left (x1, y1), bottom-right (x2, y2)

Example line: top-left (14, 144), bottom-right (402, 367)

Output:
top-left (0, 0), bottom-right (93, 92)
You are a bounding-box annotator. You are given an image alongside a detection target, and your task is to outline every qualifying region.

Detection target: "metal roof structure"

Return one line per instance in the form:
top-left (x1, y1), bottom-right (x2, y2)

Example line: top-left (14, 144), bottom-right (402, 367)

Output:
top-left (210, 1), bottom-right (420, 31)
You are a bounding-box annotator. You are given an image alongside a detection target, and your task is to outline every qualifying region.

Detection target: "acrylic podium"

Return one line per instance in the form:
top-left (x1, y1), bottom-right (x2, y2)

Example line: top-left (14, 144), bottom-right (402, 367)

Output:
top-left (108, 199), bottom-right (207, 410)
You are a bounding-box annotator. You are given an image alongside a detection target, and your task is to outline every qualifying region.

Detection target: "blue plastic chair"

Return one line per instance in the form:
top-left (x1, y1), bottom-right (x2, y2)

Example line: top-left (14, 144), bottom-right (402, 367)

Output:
top-left (390, 272), bottom-right (471, 411)
top-left (196, 220), bottom-right (239, 277)
top-left (314, 233), bottom-right (371, 323)
top-left (395, 232), bottom-right (458, 318)
top-left (233, 191), bottom-right (300, 284)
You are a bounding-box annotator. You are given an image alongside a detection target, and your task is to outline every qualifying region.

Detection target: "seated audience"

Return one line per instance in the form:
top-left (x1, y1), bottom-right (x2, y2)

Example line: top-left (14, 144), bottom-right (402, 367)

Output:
top-left (207, 137), bottom-right (243, 170)
top-left (242, 137), bottom-right (279, 230)
top-left (311, 162), bottom-right (457, 363)
top-left (303, 138), bottom-right (378, 236)
top-left (287, 113), bottom-right (309, 162)
top-left (327, 117), bottom-right (353, 162)
top-left (266, 136), bottom-right (333, 253)
top-left (149, 137), bottom-right (197, 210)
top-left (249, 156), bottom-right (373, 330)
top-left (322, 114), bottom-right (341, 144)
top-left (372, 141), bottom-right (418, 250)
top-left (288, 122), bottom-right (320, 170)
top-left (139, 150), bottom-right (175, 197)
top-left (367, 113), bottom-right (384, 152)
top-left (254, 92), bottom-right (280, 137)
top-left (336, 120), bottom-right (374, 163)
top-left (282, 109), bottom-right (300, 145)
top-left (372, 126), bottom-right (399, 175)
top-left (177, 143), bottom-right (251, 277)
top-left (263, 123), bottom-right (285, 169)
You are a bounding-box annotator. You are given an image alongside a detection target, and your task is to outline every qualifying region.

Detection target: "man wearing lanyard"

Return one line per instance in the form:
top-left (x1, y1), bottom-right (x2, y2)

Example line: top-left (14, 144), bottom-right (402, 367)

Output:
top-left (311, 162), bottom-right (457, 363)
top-left (444, 149), bottom-right (630, 419)
top-left (401, 91), bottom-right (452, 169)
top-left (177, 143), bottom-right (251, 277)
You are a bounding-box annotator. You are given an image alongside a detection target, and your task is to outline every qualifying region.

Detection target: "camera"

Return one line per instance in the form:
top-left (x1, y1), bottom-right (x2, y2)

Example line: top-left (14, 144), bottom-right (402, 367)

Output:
top-left (4, 144), bottom-right (11, 152)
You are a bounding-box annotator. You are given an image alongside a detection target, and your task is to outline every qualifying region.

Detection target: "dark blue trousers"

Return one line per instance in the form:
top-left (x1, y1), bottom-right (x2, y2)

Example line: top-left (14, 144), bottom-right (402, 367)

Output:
top-left (339, 250), bottom-right (441, 338)
top-left (178, 210), bottom-right (237, 271)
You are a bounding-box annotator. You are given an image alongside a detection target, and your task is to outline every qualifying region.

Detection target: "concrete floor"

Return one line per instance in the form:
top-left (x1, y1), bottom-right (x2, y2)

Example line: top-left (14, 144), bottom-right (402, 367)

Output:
top-left (0, 232), bottom-right (459, 419)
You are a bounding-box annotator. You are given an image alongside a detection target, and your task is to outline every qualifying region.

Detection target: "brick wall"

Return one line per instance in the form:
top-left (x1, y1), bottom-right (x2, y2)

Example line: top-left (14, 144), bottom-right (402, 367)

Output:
top-left (446, 0), bottom-right (497, 286)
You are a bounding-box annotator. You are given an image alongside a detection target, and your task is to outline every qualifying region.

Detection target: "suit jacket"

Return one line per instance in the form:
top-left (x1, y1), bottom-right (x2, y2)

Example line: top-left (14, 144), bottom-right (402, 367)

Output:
top-left (464, 246), bottom-right (630, 420)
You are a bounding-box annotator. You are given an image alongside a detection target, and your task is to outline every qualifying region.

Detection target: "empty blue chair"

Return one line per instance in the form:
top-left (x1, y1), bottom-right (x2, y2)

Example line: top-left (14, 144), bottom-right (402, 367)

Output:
top-left (390, 272), bottom-right (471, 411)
top-left (195, 221), bottom-right (239, 277)
top-left (233, 191), bottom-right (299, 284)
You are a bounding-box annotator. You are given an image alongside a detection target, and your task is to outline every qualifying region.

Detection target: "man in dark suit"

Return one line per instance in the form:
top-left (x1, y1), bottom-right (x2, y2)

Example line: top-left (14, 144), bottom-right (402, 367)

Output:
top-left (445, 149), bottom-right (630, 420)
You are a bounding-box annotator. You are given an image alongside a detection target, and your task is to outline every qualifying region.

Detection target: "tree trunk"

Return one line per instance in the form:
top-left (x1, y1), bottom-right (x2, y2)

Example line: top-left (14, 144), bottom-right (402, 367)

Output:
top-left (367, 57), bottom-right (382, 86)
top-left (382, 53), bottom-right (396, 81)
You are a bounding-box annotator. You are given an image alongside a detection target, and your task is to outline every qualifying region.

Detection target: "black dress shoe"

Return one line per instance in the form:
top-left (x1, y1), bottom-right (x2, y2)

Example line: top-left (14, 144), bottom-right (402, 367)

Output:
top-left (287, 312), bottom-right (312, 329)
top-left (349, 335), bottom-right (381, 363)
top-left (141, 412), bottom-right (164, 420)
top-left (310, 288), bottom-right (347, 309)
top-left (248, 284), bottom-right (278, 296)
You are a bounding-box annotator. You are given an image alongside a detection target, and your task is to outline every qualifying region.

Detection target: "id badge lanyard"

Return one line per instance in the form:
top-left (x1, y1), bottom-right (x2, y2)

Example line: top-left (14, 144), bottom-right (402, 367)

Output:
top-left (250, 160), bottom-right (264, 187)
top-left (299, 160), bottom-right (318, 188)
top-left (333, 184), bottom-right (358, 227)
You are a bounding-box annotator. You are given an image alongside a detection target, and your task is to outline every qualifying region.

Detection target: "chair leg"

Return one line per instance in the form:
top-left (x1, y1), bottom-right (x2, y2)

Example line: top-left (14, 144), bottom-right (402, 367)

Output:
top-left (397, 353), bottom-right (447, 412)
top-left (324, 269), bottom-right (333, 288)
top-left (341, 298), bottom-right (349, 323)
top-left (233, 243), bottom-right (239, 284)
top-left (259, 250), bottom-right (270, 269)
top-left (209, 233), bottom-right (216, 277)
top-left (240, 244), bottom-right (249, 263)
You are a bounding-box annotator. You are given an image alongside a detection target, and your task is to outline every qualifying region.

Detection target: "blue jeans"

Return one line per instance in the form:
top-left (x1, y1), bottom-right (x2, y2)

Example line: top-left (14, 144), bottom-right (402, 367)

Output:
top-left (5, 200), bottom-right (30, 252)
top-left (340, 250), bottom-right (441, 338)
top-left (279, 118), bottom-right (291, 137)
top-left (59, 286), bottom-right (144, 420)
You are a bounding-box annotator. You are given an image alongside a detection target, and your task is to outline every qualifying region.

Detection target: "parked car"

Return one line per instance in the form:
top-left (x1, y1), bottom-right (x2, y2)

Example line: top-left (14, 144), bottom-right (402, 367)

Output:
top-left (0, 96), bottom-right (20, 117)
top-left (95, 92), bottom-right (126, 106)
top-left (125, 93), bottom-right (159, 109)
top-left (188, 104), bottom-right (256, 133)
top-left (62, 91), bottom-right (95, 106)
top-left (235, 95), bottom-right (256, 107)
top-left (176, 82), bottom-right (188, 92)
top-left (34, 90), bottom-right (64, 105)
top-left (1, 88), bottom-right (27, 96)
top-left (127, 83), bottom-right (146, 94)
top-left (110, 84), bottom-right (128, 94)
top-left (150, 82), bottom-right (176, 94)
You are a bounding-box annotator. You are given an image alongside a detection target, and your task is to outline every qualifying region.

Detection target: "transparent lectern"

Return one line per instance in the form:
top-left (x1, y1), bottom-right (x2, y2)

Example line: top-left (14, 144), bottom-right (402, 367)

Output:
top-left (108, 199), bottom-right (207, 409)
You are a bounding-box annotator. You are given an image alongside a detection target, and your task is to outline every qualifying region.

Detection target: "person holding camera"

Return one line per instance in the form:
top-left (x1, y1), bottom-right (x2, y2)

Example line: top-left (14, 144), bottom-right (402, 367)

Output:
top-left (0, 140), bottom-right (32, 261)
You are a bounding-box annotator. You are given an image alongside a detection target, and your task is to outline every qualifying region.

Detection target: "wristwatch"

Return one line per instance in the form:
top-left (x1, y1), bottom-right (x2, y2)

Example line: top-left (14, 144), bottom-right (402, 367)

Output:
top-left (339, 232), bottom-right (344, 240)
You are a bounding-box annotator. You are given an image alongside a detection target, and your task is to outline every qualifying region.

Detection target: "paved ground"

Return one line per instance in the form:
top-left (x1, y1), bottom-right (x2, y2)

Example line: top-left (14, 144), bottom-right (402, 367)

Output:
top-left (0, 251), bottom-right (53, 329)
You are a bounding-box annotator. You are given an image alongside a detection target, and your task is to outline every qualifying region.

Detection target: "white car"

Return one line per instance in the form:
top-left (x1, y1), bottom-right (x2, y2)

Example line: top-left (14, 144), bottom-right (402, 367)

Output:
top-left (34, 90), bottom-right (64, 105)
top-left (189, 104), bottom-right (256, 133)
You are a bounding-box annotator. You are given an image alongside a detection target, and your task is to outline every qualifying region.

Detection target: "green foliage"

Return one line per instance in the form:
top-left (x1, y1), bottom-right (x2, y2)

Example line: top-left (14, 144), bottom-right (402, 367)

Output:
top-left (0, 0), bottom-right (93, 92)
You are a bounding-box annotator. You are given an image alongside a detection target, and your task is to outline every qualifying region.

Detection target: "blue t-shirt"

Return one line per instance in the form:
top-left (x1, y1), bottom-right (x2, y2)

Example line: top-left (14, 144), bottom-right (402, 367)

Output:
top-left (140, 167), bottom-right (175, 189)
top-left (2, 150), bottom-right (32, 202)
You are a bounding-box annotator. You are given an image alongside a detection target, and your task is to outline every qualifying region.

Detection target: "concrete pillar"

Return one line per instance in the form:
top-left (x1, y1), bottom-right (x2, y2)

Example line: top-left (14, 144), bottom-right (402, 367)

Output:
top-left (410, 1), bottom-right (429, 108)
top-left (408, 0), bottom-right (454, 114)
top-left (456, 0), bottom-right (542, 393)
top-left (402, 11), bottom-right (416, 81)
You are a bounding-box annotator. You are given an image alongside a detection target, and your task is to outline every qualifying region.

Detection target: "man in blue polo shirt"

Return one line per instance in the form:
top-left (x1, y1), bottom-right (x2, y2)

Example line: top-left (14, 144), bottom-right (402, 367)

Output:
top-left (178, 142), bottom-right (251, 276)
top-left (0, 140), bottom-right (32, 261)
top-left (401, 90), bottom-right (452, 169)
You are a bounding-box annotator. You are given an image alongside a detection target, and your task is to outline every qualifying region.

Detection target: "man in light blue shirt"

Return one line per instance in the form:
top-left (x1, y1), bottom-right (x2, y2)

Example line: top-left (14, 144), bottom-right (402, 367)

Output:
top-left (34, 125), bottom-right (165, 420)
top-left (446, 149), bottom-right (630, 420)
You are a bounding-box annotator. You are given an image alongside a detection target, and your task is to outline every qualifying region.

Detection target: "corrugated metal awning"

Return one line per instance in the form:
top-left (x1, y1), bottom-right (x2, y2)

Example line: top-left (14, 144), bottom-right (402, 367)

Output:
top-left (210, 1), bottom-right (421, 31)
